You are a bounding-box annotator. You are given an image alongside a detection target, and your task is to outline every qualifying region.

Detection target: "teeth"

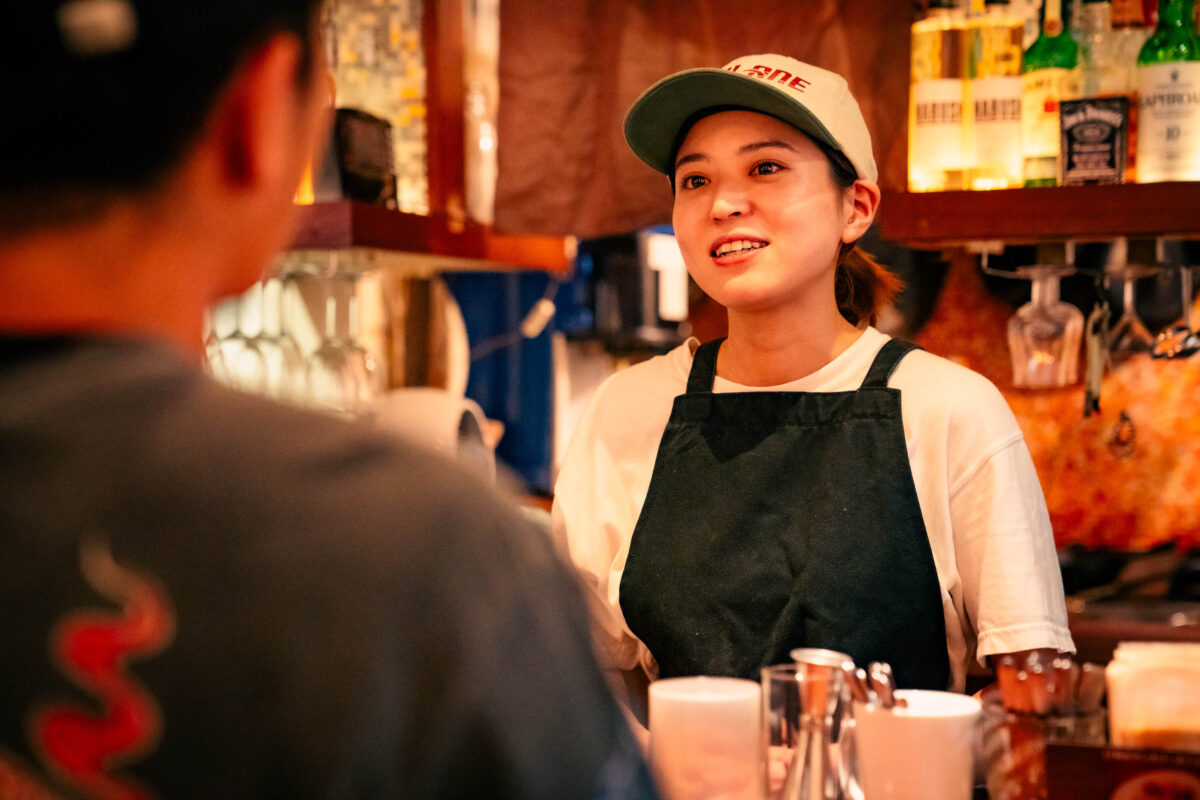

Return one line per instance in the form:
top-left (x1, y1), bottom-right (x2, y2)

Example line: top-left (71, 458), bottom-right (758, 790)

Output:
top-left (713, 239), bottom-right (766, 257)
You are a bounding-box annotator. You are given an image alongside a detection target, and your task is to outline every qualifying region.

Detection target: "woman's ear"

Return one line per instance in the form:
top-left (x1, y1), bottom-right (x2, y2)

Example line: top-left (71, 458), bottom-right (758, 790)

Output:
top-left (842, 179), bottom-right (881, 244)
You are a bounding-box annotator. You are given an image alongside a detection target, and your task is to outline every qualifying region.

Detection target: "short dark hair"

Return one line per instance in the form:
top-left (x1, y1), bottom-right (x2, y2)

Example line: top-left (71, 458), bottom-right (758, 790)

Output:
top-left (1, 0), bottom-right (322, 236)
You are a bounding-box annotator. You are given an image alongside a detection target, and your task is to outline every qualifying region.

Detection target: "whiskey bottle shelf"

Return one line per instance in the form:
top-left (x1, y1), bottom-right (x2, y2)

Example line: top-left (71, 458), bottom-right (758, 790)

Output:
top-left (876, 182), bottom-right (1200, 248)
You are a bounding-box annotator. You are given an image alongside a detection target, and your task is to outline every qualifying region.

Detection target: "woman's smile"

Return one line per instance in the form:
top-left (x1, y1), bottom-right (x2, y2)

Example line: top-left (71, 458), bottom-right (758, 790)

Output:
top-left (710, 237), bottom-right (769, 262)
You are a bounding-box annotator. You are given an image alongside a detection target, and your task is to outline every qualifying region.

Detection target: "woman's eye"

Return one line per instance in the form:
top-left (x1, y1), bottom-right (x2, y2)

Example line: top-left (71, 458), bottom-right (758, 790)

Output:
top-left (679, 174), bottom-right (707, 190)
top-left (753, 161), bottom-right (783, 176)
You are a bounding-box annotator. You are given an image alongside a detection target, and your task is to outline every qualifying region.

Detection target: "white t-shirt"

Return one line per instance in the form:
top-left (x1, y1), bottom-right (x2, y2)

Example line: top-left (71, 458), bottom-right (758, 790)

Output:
top-left (551, 327), bottom-right (1074, 692)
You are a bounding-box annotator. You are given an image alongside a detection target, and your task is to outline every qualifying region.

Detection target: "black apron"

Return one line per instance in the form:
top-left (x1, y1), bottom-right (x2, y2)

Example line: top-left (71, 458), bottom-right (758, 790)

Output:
top-left (619, 337), bottom-right (950, 690)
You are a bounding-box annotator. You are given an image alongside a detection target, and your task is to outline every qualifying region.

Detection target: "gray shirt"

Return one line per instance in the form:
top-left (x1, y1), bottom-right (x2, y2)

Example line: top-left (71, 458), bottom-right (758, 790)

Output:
top-left (0, 335), bottom-right (656, 800)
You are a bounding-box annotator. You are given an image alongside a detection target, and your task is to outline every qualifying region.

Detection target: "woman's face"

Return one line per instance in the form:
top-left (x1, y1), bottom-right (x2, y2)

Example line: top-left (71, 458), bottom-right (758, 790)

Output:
top-left (670, 110), bottom-right (858, 317)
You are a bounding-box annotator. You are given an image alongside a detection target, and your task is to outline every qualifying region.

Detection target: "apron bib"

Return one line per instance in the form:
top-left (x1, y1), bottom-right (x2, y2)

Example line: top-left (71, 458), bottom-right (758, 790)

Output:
top-left (619, 338), bottom-right (950, 689)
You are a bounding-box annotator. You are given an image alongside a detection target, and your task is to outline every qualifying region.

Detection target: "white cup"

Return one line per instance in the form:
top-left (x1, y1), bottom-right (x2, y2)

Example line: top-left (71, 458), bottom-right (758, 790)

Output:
top-left (648, 676), bottom-right (765, 800)
top-left (854, 689), bottom-right (981, 800)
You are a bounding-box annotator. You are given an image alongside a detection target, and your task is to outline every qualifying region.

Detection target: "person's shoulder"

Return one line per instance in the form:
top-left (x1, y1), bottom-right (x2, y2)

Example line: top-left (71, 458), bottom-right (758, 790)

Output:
top-left (600, 338), bottom-right (694, 395)
top-left (890, 342), bottom-right (1022, 433)
top-left (96, 347), bottom-right (523, 548)
top-left (890, 339), bottom-right (1004, 400)
top-left (583, 339), bottom-right (693, 426)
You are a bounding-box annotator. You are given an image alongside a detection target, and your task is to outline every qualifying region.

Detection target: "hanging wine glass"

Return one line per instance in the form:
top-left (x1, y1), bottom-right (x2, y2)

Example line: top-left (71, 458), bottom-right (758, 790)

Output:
top-left (230, 282), bottom-right (268, 393)
top-left (251, 275), bottom-right (307, 401)
top-left (202, 308), bottom-right (228, 382)
top-left (304, 267), bottom-right (375, 417)
top-left (1152, 264), bottom-right (1200, 359)
top-left (1006, 265), bottom-right (1084, 388)
top-left (1107, 264), bottom-right (1159, 363)
top-left (344, 290), bottom-right (383, 407)
top-left (208, 294), bottom-right (260, 391)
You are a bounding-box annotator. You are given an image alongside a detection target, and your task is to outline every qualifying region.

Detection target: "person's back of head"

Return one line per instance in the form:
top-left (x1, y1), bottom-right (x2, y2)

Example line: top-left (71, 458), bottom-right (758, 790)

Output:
top-left (4, 0), bottom-right (321, 238)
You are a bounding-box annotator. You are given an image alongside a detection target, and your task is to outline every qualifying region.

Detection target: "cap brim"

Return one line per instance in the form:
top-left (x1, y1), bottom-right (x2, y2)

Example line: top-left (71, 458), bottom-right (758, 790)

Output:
top-left (623, 68), bottom-right (844, 176)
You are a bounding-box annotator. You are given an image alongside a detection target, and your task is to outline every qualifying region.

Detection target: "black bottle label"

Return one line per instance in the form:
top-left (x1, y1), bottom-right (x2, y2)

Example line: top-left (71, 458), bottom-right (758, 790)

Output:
top-left (1059, 97), bottom-right (1130, 185)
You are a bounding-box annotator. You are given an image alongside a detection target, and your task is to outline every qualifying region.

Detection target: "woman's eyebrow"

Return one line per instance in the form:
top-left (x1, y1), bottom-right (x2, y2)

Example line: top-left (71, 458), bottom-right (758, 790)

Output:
top-left (674, 152), bottom-right (707, 171)
top-left (675, 139), bottom-right (800, 171)
top-left (739, 140), bottom-right (798, 155)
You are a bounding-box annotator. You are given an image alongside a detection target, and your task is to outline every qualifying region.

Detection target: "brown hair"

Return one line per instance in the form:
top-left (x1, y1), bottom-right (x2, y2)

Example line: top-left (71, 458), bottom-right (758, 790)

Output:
top-left (822, 145), bottom-right (902, 327)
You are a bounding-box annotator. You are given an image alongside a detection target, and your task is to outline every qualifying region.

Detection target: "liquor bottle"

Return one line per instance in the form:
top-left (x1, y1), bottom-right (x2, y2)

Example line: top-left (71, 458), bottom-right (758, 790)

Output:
top-left (969, 0), bottom-right (1026, 188)
top-left (908, 0), bottom-right (971, 191)
top-left (1136, 0), bottom-right (1200, 181)
top-left (1060, 0), bottom-right (1135, 184)
top-left (1013, 0), bottom-right (1046, 48)
top-left (1079, 0), bottom-right (1131, 97)
top-left (1113, 0), bottom-right (1152, 85)
top-left (1021, 0), bottom-right (1082, 185)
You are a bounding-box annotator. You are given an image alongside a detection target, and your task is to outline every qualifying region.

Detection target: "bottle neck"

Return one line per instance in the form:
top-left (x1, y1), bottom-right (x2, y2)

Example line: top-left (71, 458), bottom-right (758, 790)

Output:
top-left (1044, 0), bottom-right (1066, 35)
top-left (1157, 0), bottom-right (1195, 29)
top-left (1081, 2), bottom-right (1115, 33)
top-left (1031, 274), bottom-right (1062, 306)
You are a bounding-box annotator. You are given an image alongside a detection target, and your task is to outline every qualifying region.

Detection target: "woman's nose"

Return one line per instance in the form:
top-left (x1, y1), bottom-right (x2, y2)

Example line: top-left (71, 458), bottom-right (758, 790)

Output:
top-left (711, 188), bottom-right (748, 220)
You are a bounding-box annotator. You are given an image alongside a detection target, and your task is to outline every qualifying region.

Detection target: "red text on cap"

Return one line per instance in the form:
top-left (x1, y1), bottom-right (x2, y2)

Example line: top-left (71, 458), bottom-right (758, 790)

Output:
top-left (726, 63), bottom-right (811, 93)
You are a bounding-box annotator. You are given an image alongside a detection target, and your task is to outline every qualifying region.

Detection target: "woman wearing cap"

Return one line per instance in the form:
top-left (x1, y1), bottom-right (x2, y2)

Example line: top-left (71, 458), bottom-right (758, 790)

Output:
top-left (551, 55), bottom-right (1073, 716)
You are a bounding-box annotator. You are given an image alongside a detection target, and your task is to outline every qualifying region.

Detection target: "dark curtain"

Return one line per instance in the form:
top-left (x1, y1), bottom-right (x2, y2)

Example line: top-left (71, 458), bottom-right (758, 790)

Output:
top-left (494, 0), bottom-right (913, 238)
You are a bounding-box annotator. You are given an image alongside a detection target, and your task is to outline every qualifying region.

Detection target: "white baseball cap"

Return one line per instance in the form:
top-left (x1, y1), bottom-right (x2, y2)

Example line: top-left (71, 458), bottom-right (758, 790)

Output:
top-left (623, 54), bottom-right (878, 183)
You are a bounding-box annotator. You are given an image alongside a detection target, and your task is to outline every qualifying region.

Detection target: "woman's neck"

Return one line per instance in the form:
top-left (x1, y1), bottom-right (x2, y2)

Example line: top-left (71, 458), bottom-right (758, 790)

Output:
top-left (717, 307), bottom-right (865, 386)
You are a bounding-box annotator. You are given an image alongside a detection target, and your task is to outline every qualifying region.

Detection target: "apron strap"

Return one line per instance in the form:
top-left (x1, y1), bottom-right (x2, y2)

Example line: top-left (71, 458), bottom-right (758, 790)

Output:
top-left (860, 339), bottom-right (922, 389)
top-left (686, 338), bottom-right (724, 394)
top-left (690, 337), bottom-right (920, 393)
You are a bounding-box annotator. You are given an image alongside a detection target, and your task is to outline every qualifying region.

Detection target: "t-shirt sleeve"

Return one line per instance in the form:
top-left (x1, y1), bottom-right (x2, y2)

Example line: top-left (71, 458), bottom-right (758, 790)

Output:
top-left (944, 383), bottom-right (1076, 664)
top-left (550, 377), bottom-right (649, 673)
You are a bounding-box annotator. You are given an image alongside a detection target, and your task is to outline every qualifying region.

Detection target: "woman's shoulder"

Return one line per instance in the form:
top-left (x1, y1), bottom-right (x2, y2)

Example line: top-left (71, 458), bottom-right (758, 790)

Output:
top-left (589, 339), bottom-right (695, 410)
top-left (891, 342), bottom-right (1022, 436)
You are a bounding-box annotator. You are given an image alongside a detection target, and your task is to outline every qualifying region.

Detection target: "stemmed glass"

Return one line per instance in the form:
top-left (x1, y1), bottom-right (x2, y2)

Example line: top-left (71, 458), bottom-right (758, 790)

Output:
top-left (208, 293), bottom-right (266, 393)
top-left (304, 271), bottom-right (380, 416)
top-left (1152, 264), bottom-right (1200, 359)
top-left (343, 291), bottom-right (383, 403)
top-left (248, 275), bottom-right (306, 401)
top-left (202, 308), bottom-right (228, 382)
top-left (231, 282), bottom-right (268, 393)
top-left (1106, 264), bottom-right (1159, 363)
top-left (306, 291), bottom-right (359, 416)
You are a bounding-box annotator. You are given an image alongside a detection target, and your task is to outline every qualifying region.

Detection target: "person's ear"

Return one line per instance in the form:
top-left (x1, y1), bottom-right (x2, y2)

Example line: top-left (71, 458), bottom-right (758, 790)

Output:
top-left (841, 179), bottom-right (881, 245)
top-left (210, 33), bottom-right (311, 195)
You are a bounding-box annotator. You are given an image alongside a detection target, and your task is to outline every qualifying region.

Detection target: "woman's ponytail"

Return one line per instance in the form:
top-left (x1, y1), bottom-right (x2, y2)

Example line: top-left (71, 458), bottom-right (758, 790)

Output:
top-left (834, 244), bottom-right (902, 327)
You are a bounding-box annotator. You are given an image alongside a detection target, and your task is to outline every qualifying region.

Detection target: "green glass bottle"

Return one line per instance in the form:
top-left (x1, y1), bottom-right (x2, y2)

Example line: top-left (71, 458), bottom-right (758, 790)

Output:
top-left (1021, 0), bottom-right (1081, 185)
top-left (1135, 0), bottom-right (1200, 180)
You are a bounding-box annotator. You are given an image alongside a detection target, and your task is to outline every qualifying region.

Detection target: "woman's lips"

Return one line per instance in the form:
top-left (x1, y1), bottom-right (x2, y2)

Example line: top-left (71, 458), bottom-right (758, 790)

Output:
top-left (711, 238), bottom-right (768, 261)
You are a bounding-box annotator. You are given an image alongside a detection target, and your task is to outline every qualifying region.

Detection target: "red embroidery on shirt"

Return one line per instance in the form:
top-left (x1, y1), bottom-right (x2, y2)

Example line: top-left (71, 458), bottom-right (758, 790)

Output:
top-left (29, 539), bottom-right (175, 800)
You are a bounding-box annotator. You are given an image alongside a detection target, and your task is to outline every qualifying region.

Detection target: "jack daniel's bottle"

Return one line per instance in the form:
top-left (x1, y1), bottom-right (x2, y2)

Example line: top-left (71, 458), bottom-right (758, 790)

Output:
top-left (1136, 0), bottom-right (1200, 181)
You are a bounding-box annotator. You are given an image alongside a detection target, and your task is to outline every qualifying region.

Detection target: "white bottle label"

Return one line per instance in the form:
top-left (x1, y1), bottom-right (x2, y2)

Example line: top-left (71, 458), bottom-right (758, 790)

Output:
top-left (973, 76), bottom-right (1023, 156)
top-left (911, 79), bottom-right (968, 168)
top-left (1022, 68), bottom-right (1068, 160)
top-left (1137, 62), bottom-right (1200, 182)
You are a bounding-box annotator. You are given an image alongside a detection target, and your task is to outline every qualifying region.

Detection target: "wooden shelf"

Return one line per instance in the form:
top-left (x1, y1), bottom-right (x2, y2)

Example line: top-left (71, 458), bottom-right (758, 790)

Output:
top-left (876, 182), bottom-right (1200, 249)
top-left (290, 201), bottom-right (573, 273)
